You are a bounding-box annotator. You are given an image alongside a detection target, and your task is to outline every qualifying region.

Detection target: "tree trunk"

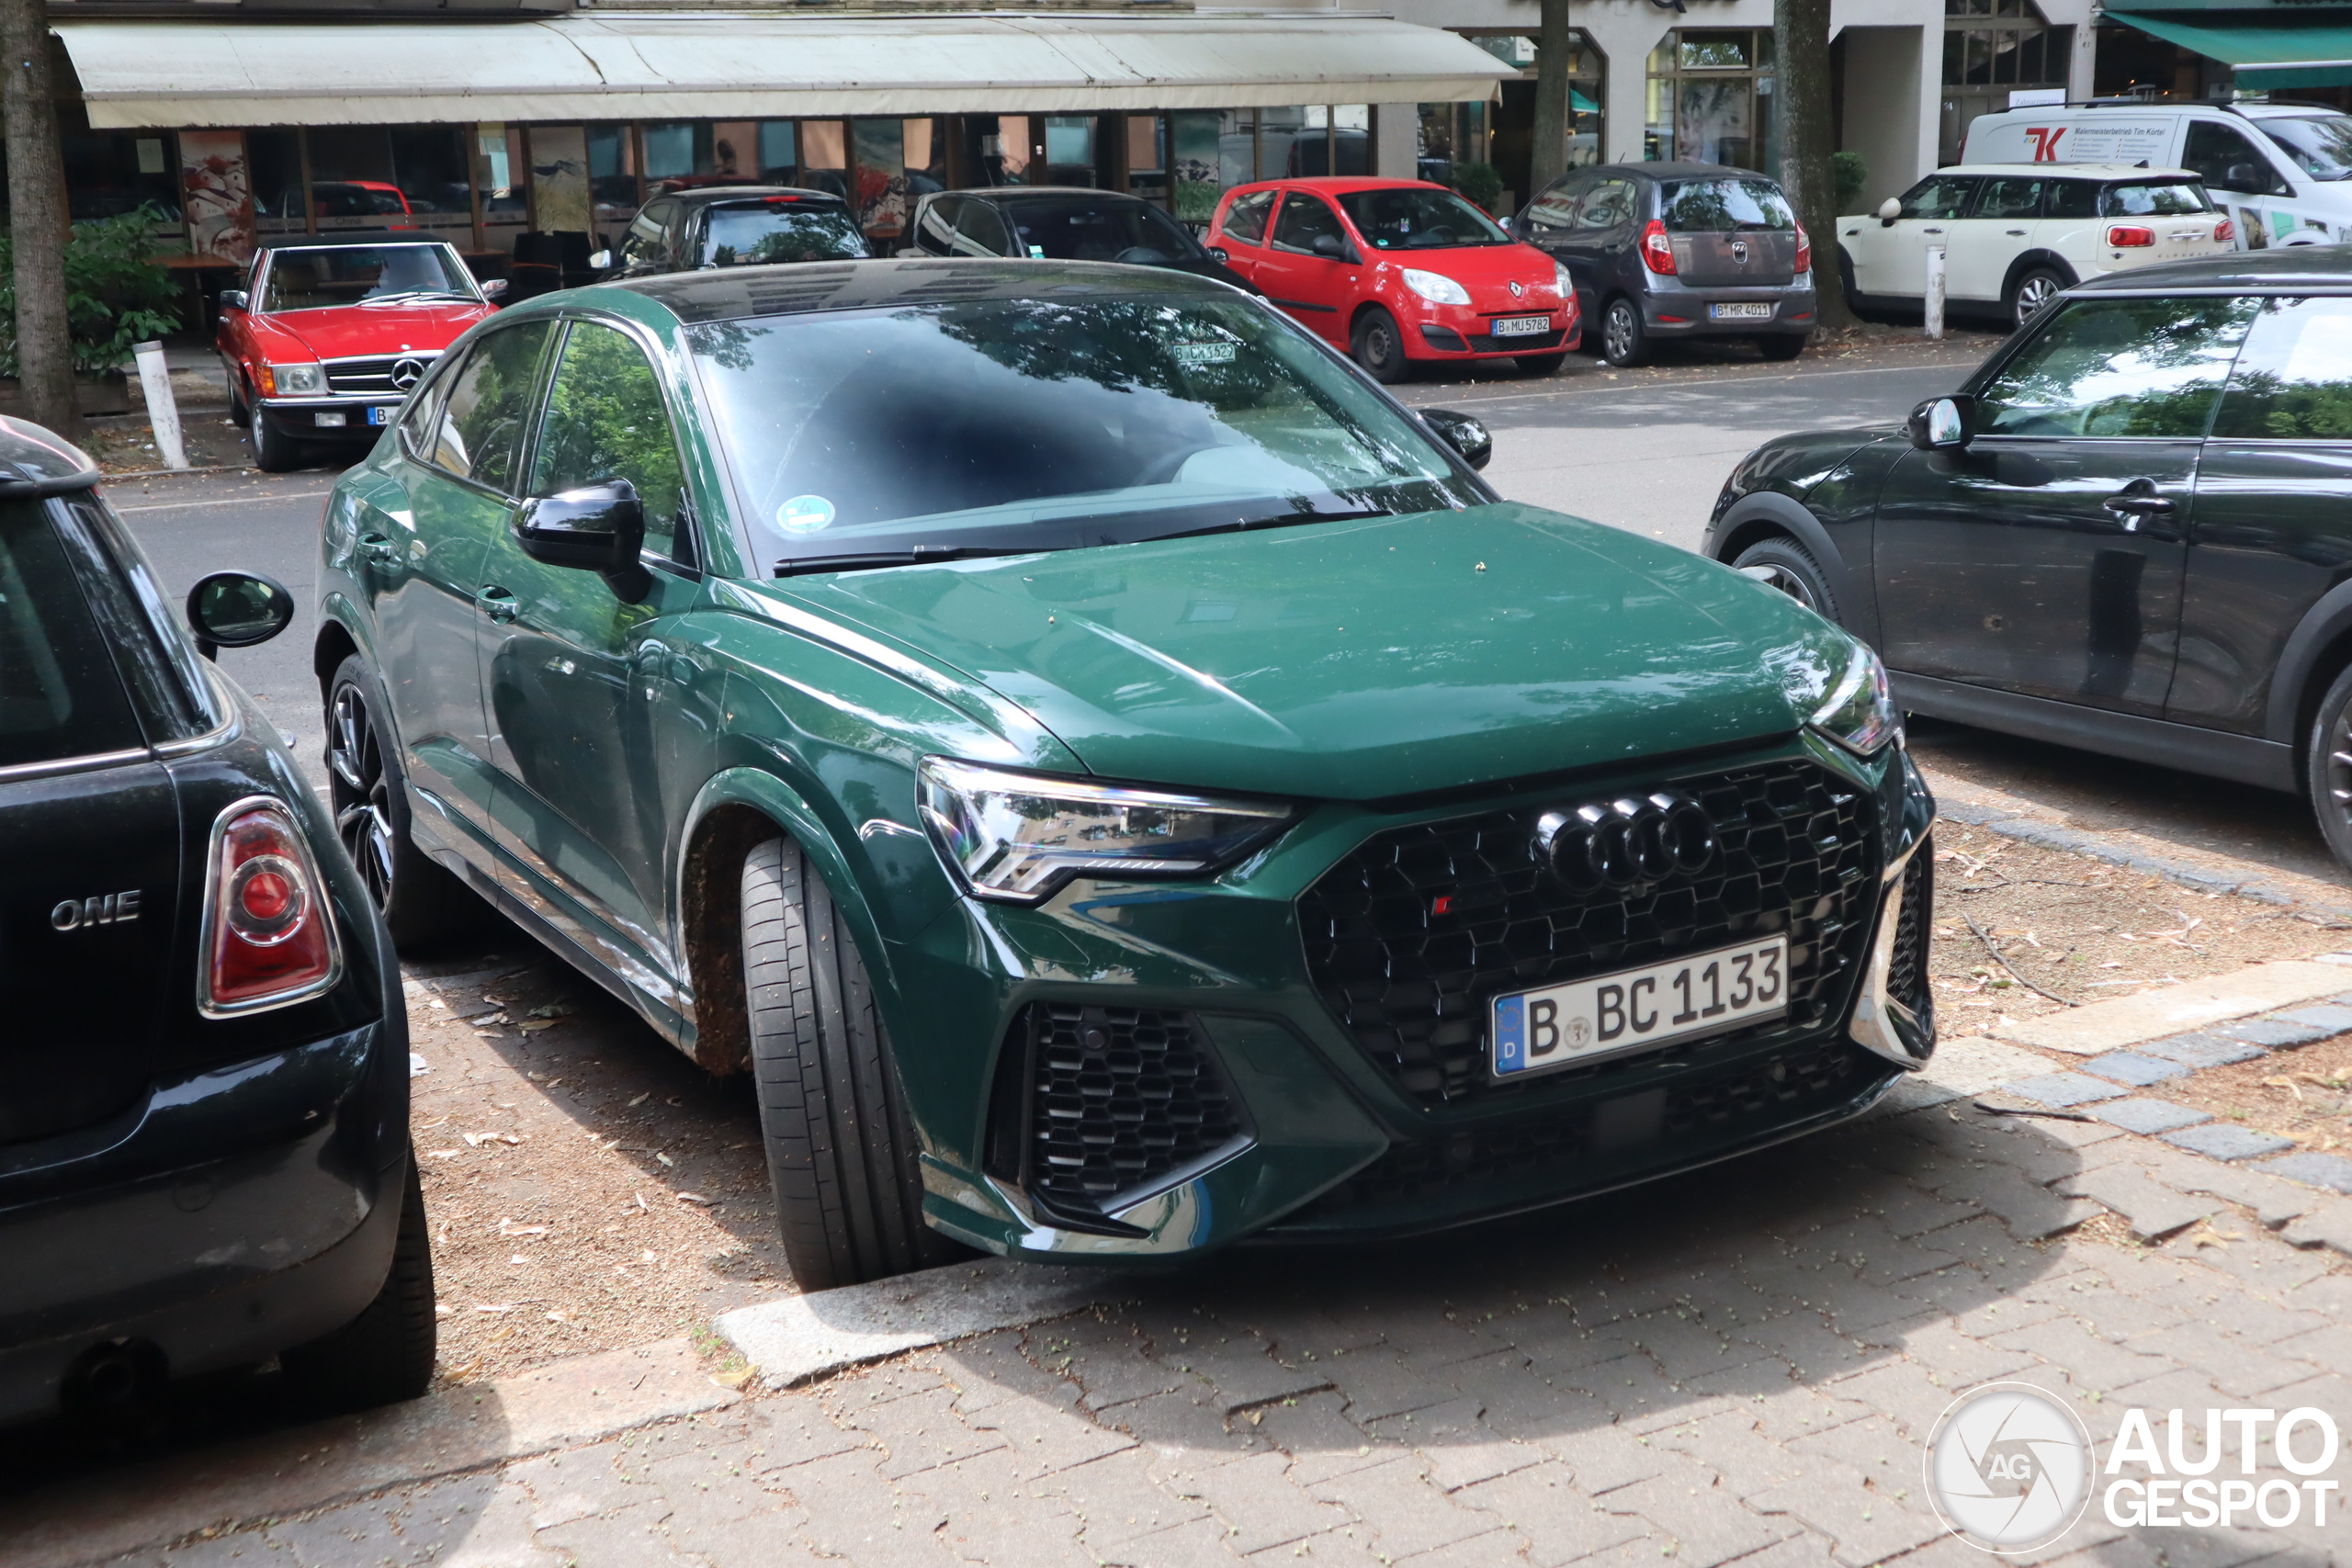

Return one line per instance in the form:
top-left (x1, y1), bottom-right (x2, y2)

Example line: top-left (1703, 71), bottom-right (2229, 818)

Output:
top-left (1530, 0), bottom-right (1575, 194)
top-left (2, 14), bottom-right (81, 442)
top-left (1775, 0), bottom-right (1858, 332)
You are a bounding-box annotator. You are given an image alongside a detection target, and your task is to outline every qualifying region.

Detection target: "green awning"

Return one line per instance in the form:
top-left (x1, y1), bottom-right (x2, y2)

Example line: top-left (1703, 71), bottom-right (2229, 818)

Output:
top-left (2107, 9), bottom-right (2352, 87)
top-left (1572, 88), bottom-right (1600, 115)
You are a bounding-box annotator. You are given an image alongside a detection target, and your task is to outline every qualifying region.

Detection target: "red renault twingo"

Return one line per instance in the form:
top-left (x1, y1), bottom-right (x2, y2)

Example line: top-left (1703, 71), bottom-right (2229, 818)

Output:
top-left (1206, 177), bottom-right (1576, 381)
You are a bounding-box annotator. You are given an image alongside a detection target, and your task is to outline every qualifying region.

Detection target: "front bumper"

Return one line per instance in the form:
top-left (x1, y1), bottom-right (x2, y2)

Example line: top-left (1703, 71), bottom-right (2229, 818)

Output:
top-left (258, 397), bottom-right (400, 435)
top-left (0, 1024), bottom-right (401, 1427)
top-left (899, 738), bottom-right (1936, 1263)
top-left (1405, 299), bottom-right (1576, 359)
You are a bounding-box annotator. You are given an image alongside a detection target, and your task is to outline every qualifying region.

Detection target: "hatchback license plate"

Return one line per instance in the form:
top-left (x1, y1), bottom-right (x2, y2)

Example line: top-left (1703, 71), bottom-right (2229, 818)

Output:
top-left (1708, 302), bottom-right (1774, 321)
top-left (1490, 314), bottom-right (1550, 337)
top-left (1490, 935), bottom-right (1789, 1079)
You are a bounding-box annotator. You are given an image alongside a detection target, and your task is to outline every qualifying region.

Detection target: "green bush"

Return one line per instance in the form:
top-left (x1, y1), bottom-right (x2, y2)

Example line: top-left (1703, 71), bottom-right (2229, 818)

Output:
top-left (1449, 162), bottom-right (1506, 213)
top-left (0, 204), bottom-right (184, 378)
top-left (1833, 151), bottom-right (1870, 214)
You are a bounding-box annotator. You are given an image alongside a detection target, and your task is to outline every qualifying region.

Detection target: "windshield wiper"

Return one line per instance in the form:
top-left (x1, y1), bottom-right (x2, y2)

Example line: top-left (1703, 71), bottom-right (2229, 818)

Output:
top-left (774, 544), bottom-right (1048, 578)
top-left (363, 290), bottom-right (471, 305)
top-left (1143, 508), bottom-right (1394, 545)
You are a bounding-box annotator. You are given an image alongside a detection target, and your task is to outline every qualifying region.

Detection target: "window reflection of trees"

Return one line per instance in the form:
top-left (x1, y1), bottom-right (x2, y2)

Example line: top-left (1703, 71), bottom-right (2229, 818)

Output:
top-left (2213, 298), bottom-right (2352, 441)
top-left (1977, 298), bottom-right (2258, 438)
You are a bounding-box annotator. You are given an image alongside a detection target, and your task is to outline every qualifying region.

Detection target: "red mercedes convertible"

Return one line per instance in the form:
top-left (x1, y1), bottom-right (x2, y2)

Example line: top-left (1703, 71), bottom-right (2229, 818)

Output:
top-left (218, 233), bottom-right (497, 471)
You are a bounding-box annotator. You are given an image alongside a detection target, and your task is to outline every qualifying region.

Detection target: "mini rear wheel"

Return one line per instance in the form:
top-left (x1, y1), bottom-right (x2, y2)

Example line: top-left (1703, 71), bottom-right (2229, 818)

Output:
top-left (2007, 266), bottom-right (2068, 330)
top-left (281, 1155), bottom-right (435, 1413)
top-left (1731, 536), bottom-right (1840, 623)
top-left (327, 655), bottom-right (469, 948)
top-left (1351, 308), bottom-right (1410, 383)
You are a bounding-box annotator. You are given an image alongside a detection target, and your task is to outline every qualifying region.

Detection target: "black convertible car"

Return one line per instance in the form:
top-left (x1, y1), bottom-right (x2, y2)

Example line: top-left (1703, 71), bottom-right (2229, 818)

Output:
top-left (1708, 248), bottom-right (2352, 870)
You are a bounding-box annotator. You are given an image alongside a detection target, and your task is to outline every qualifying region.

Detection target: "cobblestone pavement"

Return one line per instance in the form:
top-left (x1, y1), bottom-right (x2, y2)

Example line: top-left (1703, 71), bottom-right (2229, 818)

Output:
top-left (95, 1006), bottom-right (2352, 1568)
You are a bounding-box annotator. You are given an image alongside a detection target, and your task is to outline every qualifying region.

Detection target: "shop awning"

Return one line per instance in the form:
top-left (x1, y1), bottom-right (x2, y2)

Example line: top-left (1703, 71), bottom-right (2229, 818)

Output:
top-left (56, 13), bottom-right (1514, 130)
top-left (2106, 8), bottom-right (2352, 88)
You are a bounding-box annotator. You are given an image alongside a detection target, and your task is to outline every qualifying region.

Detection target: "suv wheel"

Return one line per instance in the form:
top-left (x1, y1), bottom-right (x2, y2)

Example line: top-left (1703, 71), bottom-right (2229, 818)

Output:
top-left (1601, 299), bottom-right (1650, 367)
top-left (2307, 664), bottom-right (2352, 874)
top-left (1731, 536), bottom-right (1840, 623)
top-left (280, 1156), bottom-right (435, 1413)
top-left (2008, 267), bottom-right (2067, 330)
top-left (327, 656), bottom-right (469, 948)
top-left (741, 836), bottom-right (963, 1290)
top-left (1351, 308), bottom-right (1410, 383)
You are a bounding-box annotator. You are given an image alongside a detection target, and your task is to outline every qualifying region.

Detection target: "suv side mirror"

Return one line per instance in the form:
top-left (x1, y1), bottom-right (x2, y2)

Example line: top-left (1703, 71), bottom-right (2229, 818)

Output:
top-left (186, 570), bottom-right (294, 660)
top-left (515, 479), bottom-right (650, 596)
top-left (1876, 197), bottom-right (1902, 226)
top-left (1420, 407), bottom-right (1493, 471)
top-left (1908, 395), bottom-right (1973, 452)
top-left (218, 289), bottom-right (249, 311)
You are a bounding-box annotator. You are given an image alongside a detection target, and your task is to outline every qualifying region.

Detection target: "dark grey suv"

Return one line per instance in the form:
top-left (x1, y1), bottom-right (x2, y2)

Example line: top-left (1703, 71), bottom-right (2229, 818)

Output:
top-left (1512, 163), bottom-right (1815, 367)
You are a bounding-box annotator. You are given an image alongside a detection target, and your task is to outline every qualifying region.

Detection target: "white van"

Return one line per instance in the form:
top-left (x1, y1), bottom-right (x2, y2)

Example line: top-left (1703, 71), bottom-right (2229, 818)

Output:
top-left (1963, 102), bottom-right (2352, 249)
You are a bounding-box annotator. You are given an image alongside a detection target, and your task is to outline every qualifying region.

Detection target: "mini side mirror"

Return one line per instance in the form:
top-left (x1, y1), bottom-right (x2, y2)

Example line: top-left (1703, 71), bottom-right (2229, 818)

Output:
top-left (1421, 407), bottom-right (1493, 471)
top-left (1908, 395), bottom-right (1973, 452)
top-left (588, 249), bottom-right (613, 270)
top-left (1877, 197), bottom-right (1902, 226)
top-left (515, 479), bottom-right (650, 596)
top-left (218, 289), bottom-right (249, 311)
top-left (186, 570), bottom-right (294, 660)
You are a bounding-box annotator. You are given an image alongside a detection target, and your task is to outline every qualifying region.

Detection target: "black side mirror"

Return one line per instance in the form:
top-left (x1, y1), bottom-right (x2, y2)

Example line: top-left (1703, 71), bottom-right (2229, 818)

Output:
top-left (515, 479), bottom-right (650, 597)
top-left (1311, 233), bottom-right (1349, 260)
top-left (1207, 245), bottom-right (1230, 264)
top-left (1908, 395), bottom-right (1973, 452)
top-left (218, 289), bottom-right (249, 311)
top-left (186, 570), bottom-right (294, 660)
top-left (1421, 407), bottom-right (1493, 471)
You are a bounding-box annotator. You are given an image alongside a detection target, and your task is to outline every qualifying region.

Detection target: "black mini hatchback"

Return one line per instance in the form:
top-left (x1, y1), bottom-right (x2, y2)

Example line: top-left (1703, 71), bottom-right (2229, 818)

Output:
top-left (0, 418), bottom-right (426, 1427)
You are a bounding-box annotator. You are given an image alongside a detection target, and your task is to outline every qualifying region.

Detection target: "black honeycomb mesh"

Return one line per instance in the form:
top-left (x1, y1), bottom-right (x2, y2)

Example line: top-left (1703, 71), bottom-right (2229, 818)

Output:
top-left (1294, 1035), bottom-right (1886, 1217)
top-left (1019, 1004), bottom-right (1248, 1209)
top-left (1298, 761), bottom-right (1879, 1104)
top-left (1886, 840), bottom-right (1933, 1020)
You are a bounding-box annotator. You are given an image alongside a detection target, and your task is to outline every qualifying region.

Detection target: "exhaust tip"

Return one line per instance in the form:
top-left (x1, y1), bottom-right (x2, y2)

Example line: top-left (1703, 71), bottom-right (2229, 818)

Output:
top-left (60, 1338), bottom-right (165, 1414)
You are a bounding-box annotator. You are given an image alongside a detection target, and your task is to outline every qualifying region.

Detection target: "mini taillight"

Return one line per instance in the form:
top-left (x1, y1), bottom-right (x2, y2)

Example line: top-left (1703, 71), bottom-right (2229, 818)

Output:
top-left (200, 798), bottom-right (342, 1017)
top-left (2214, 218), bottom-right (2235, 244)
top-left (2107, 224), bottom-right (2155, 247)
top-left (1793, 221), bottom-right (1812, 276)
top-left (1639, 220), bottom-right (1679, 275)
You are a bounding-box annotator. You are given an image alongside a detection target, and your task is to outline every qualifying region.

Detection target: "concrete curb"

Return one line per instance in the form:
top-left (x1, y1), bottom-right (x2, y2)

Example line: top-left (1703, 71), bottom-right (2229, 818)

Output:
top-left (0, 1337), bottom-right (737, 1568)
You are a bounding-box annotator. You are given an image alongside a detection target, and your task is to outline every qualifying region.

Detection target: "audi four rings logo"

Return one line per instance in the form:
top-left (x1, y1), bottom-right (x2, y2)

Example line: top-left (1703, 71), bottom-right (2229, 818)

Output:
top-left (1534, 793), bottom-right (1716, 891)
top-left (390, 357), bottom-right (426, 389)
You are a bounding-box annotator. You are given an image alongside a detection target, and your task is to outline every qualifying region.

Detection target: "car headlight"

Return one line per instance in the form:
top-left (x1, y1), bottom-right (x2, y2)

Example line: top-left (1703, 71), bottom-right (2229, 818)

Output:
top-left (1555, 261), bottom-right (1575, 299)
top-left (264, 362), bottom-right (324, 396)
top-left (1400, 268), bottom-right (1471, 307)
top-left (918, 757), bottom-right (1295, 904)
top-left (1808, 644), bottom-right (1902, 758)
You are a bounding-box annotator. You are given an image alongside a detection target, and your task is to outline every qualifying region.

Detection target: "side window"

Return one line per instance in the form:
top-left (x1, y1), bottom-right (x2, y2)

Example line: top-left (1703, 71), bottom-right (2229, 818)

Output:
top-left (620, 202), bottom-right (674, 268)
top-left (914, 197), bottom-right (963, 255)
top-left (1973, 297), bottom-right (2258, 439)
top-left (1521, 177), bottom-right (1587, 233)
top-left (956, 200), bottom-right (1011, 256)
top-left (1223, 189), bottom-right (1274, 246)
top-left (2044, 180), bottom-right (2099, 220)
top-left (397, 355), bottom-right (451, 454)
top-left (1271, 194), bottom-right (1347, 255)
top-left (2185, 120), bottom-right (2286, 196)
top-left (1897, 176), bottom-right (1981, 220)
top-left (1976, 177), bottom-right (2044, 220)
top-left (1577, 178), bottom-right (1637, 230)
top-left (2212, 296), bottom-right (2352, 440)
top-left (428, 321), bottom-right (554, 492)
top-left (528, 321), bottom-right (689, 562)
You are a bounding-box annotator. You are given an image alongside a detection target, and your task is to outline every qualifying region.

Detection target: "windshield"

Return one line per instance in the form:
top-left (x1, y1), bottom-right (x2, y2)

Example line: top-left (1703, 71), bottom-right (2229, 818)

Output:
top-left (259, 245), bottom-right (478, 311)
top-left (1337, 187), bottom-right (1510, 250)
top-left (698, 202), bottom-right (870, 266)
top-left (1003, 199), bottom-right (1203, 264)
top-left (2258, 113), bottom-right (2352, 180)
top-left (687, 292), bottom-right (1481, 572)
top-left (1661, 179), bottom-right (1795, 232)
top-left (2102, 181), bottom-right (2213, 216)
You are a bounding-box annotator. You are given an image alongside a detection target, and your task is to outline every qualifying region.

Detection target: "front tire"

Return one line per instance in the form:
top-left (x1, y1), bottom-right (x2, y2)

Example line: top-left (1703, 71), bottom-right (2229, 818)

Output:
top-left (1601, 298), bottom-right (1650, 367)
top-left (741, 837), bottom-right (959, 1290)
top-left (327, 656), bottom-right (469, 949)
top-left (280, 1156), bottom-right (435, 1413)
top-left (1351, 307), bottom-right (1411, 383)
top-left (251, 410), bottom-right (303, 473)
top-left (2305, 664), bottom-right (2352, 874)
top-left (1731, 536), bottom-right (1841, 623)
top-left (1517, 352), bottom-right (1570, 377)
top-left (2007, 266), bottom-right (2068, 331)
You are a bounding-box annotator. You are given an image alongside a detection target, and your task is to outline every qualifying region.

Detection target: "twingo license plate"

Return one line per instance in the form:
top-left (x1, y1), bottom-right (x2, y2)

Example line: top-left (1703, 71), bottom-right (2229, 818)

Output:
top-left (1708, 302), bottom-right (1774, 321)
top-left (1490, 314), bottom-right (1551, 337)
top-left (1490, 935), bottom-right (1789, 1078)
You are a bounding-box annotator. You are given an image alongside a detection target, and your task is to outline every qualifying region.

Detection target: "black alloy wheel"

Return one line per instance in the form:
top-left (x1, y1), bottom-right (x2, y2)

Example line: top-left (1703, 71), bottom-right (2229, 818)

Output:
top-left (1730, 536), bottom-right (1840, 623)
top-left (1351, 308), bottom-right (1410, 383)
top-left (2306, 664), bottom-right (2352, 874)
top-left (2008, 267), bottom-right (2067, 331)
top-left (1601, 299), bottom-right (1650, 367)
top-left (326, 656), bottom-right (467, 947)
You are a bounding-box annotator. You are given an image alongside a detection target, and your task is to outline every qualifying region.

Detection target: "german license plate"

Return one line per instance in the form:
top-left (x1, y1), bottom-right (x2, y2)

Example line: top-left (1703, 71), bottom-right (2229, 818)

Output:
top-left (1490, 314), bottom-right (1550, 337)
top-left (1490, 935), bottom-right (1789, 1079)
top-left (367, 405), bottom-right (391, 426)
top-left (1709, 302), bottom-right (1774, 321)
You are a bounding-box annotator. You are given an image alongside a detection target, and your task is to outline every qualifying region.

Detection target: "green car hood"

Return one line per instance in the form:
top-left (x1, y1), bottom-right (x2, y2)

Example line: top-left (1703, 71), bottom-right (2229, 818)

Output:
top-left (786, 502), bottom-right (1848, 800)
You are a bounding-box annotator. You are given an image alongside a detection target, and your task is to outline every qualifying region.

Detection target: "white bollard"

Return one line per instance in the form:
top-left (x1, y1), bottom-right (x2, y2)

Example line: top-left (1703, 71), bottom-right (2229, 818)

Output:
top-left (1923, 243), bottom-right (1947, 343)
top-left (131, 340), bottom-right (188, 471)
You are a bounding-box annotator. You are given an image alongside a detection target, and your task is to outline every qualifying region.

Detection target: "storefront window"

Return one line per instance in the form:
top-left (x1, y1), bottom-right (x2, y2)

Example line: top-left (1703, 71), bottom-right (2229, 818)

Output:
top-left (480, 124), bottom-right (527, 241)
top-left (59, 131), bottom-right (180, 223)
top-left (250, 129), bottom-right (304, 232)
top-left (758, 122), bottom-right (797, 183)
top-left (642, 121), bottom-right (712, 183)
top-left (389, 127), bottom-right (472, 235)
top-left (587, 123), bottom-right (639, 227)
top-left (1127, 115), bottom-right (1169, 206)
top-left (1647, 31), bottom-right (1775, 171)
top-left (1417, 102), bottom-right (1489, 188)
top-left (1043, 116), bottom-right (1097, 185)
top-left (1942, 0), bottom-right (2072, 162)
top-left (906, 118), bottom-right (947, 199)
top-left (854, 118), bottom-right (907, 238)
top-left (1170, 111), bottom-right (1220, 220)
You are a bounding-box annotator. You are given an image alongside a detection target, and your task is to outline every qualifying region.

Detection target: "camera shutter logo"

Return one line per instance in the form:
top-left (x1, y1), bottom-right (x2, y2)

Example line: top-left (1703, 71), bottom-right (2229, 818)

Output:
top-left (1925, 1382), bottom-right (2095, 1552)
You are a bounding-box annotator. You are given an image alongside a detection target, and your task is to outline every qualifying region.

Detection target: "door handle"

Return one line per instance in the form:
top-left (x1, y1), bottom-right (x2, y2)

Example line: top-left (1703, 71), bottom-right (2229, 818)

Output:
top-left (476, 585), bottom-right (520, 623)
top-left (2006, 229), bottom-right (2027, 236)
top-left (356, 531), bottom-right (400, 566)
top-left (1922, 226), bottom-right (1944, 234)
top-left (2101, 490), bottom-right (2176, 533)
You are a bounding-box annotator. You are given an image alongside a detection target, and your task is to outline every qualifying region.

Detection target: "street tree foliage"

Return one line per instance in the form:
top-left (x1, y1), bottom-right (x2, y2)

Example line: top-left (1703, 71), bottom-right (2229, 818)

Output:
top-left (0, 206), bottom-right (182, 379)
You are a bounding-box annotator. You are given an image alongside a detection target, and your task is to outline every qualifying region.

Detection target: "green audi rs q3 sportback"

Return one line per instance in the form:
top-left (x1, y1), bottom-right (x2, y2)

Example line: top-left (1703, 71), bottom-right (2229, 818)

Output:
top-left (315, 259), bottom-right (1936, 1287)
